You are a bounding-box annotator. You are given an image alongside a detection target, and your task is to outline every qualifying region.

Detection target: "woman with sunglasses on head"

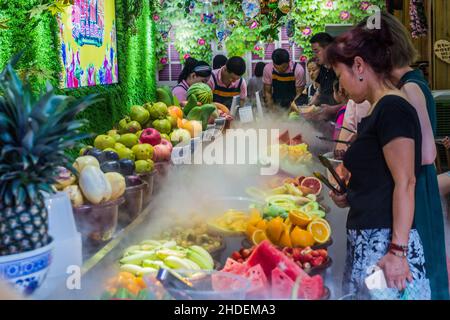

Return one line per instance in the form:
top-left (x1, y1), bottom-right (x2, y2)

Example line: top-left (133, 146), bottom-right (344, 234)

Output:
top-left (172, 58), bottom-right (212, 103)
top-left (327, 20), bottom-right (431, 299)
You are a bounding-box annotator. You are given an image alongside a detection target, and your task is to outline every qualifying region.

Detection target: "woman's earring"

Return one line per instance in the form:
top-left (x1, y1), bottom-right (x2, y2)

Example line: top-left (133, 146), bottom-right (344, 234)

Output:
top-left (359, 77), bottom-right (364, 82)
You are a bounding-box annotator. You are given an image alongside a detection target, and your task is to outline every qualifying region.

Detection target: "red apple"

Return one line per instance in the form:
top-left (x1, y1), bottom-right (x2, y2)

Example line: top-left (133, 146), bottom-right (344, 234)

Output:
top-left (139, 128), bottom-right (161, 146)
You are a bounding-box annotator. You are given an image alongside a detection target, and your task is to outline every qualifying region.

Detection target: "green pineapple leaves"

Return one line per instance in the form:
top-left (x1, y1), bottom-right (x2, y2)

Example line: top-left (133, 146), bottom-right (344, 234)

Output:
top-left (0, 56), bottom-right (102, 207)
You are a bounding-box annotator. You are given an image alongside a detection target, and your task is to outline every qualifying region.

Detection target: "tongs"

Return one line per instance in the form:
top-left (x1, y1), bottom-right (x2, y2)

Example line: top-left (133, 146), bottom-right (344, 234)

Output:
top-left (156, 268), bottom-right (196, 300)
top-left (317, 155), bottom-right (348, 194)
top-left (313, 172), bottom-right (344, 195)
top-left (316, 136), bottom-right (352, 145)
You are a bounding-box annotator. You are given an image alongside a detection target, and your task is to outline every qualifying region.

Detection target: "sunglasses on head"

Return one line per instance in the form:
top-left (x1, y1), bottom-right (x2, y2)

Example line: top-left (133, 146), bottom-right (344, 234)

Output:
top-left (193, 65), bottom-right (212, 78)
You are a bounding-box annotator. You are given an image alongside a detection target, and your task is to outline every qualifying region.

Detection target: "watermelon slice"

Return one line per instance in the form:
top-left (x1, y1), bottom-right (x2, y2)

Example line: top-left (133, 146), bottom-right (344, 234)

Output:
top-left (278, 130), bottom-right (290, 144)
top-left (222, 258), bottom-right (249, 275)
top-left (271, 267), bottom-right (294, 299)
top-left (298, 275), bottom-right (325, 300)
top-left (245, 264), bottom-right (270, 299)
top-left (246, 240), bottom-right (309, 282)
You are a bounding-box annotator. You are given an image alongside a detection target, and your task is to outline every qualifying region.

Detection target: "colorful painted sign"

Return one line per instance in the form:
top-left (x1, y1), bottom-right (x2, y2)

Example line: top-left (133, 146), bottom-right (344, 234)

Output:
top-left (58, 0), bottom-right (118, 88)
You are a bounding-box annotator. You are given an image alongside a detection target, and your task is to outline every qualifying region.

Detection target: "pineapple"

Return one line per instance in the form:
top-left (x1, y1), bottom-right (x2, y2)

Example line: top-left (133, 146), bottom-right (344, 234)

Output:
top-left (0, 57), bottom-right (99, 256)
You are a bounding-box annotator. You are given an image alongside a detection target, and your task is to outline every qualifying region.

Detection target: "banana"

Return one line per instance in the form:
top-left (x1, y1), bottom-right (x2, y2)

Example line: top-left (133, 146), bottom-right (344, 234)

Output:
top-left (285, 183), bottom-right (304, 197)
top-left (183, 258), bottom-right (201, 271)
top-left (164, 256), bottom-right (193, 270)
top-left (140, 240), bottom-right (164, 247)
top-left (123, 245), bottom-right (141, 256)
top-left (142, 259), bottom-right (165, 269)
top-left (156, 249), bottom-right (186, 260)
top-left (119, 264), bottom-right (157, 276)
top-left (190, 246), bottom-right (214, 269)
top-left (186, 250), bottom-right (213, 270)
top-left (161, 240), bottom-right (177, 248)
top-left (120, 252), bottom-right (156, 265)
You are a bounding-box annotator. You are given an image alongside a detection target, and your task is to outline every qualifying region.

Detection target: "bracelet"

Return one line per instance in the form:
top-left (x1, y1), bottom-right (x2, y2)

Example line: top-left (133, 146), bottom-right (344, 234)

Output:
top-left (389, 243), bottom-right (408, 252)
top-left (389, 249), bottom-right (407, 258)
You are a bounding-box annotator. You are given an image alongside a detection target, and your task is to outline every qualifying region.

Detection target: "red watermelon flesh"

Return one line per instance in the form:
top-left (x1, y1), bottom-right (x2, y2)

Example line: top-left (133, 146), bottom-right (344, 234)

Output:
top-left (298, 275), bottom-right (325, 300)
top-left (246, 240), bottom-right (309, 282)
top-left (213, 259), bottom-right (249, 292)
top-left (245, 264), bottom-right (270, 299)
top-left (222, 258), bottom-right (248, 275)
top-left (271, 267), bottom-right (294, 299)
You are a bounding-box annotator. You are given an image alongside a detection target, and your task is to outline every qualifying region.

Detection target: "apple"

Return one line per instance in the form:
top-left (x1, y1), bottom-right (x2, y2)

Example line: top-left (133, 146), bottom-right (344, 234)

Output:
top-left (152, 139), bottom-right (172, 162)
top-left (139, 128), bottom-right (161, 146)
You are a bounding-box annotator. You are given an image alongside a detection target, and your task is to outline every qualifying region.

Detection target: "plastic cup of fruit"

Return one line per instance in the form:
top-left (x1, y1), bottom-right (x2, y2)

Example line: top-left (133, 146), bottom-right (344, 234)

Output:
top-left (72, 197), bottom-right (124, 244)
top-left (119, 180), bottom-right (146, 225)
top-left (148, 269), bottom-right (251, 300)
top-left (138, 171), bottom-right (156, 207)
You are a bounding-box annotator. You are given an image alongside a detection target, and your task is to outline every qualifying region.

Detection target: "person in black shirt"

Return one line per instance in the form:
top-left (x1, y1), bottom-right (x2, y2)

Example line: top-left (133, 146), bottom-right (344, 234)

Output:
top-left (305, 33), bottom-right (342, 121)
top-left (326, 24), bottom-right (431, 299)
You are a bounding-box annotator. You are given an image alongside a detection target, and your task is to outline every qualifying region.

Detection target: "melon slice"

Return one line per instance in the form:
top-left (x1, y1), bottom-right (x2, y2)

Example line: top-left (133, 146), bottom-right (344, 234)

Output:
top-left (298, 275), bottom-right (325, 300)
top-left (271, 267), bottom-right (295, 299)
top-left (245, 264), bottom-right (270, 299)
top-left (246, 240), bottom-right (309, 282)
top-left (221, 258), bottom-right (248, 275)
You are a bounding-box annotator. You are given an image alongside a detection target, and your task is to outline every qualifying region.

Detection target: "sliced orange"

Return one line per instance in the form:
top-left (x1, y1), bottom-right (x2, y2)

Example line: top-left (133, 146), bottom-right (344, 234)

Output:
top-left (246, 224), bottom-right (259, 239)
top-left (247, 209), bottom-right (263, 226)
top-left (290, 226), bottom-right (315, 248)
top-left (288, 210), bottom-right (312, 228)
top-left (252, 230), bottom-right (268, 245)
top-left (278, 228), bottom-right (292, 248)
top-left (265, 217), bottom-right (284, 244)
top-left (307, 218), bottom-right (331, 244)
top-left (256, 219), bottom-right (267, 231)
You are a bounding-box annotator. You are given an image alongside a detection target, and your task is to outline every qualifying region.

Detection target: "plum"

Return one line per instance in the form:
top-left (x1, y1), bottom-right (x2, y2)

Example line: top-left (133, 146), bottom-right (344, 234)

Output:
top-left (119, 158), bottom-right (135, 176)
top-left (100, 161), bottom-right (121, 173)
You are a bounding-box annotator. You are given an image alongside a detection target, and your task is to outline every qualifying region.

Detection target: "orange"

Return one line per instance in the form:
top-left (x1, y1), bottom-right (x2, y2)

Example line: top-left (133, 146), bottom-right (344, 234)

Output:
top-left (265, 217), bottom-right (284, 244)
top-left (307, 219), bottom-right (331, 244)
top-left (290, 226), bottom-right (315, 248)
top-left (246, 224), bottom-right (259, 239)
top-left (288, 210), bottom-right (312, 228)
top-left (135, 277), bottom-right (147, 289)
top-left (252, 230), bottom-right (268, 245)
top-left (278, 228), bottom-right (292, 248)
top-left (256, 219), bottom-right (267, 231)
top-left (247, 209), bottom-right (263, 226)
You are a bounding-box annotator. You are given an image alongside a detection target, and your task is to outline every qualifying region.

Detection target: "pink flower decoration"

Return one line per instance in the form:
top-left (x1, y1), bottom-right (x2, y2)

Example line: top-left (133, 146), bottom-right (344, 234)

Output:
top-left (183, 54), bottom-right (191, 60)
top-left (160, 57), bottom-right (168, 65)
top-left (250, 21), bottom-right (258, 29)
top-left (254, 45), bottom-right (262, 51)
top-left (325, 0), bottom-right (334, 9)
top-left (302, 27), bottom-right (312, 36)
top-left (360, 1), bottom-right (371, 11)
top-left (153, 15), bottom-right (160, 22)
top-left (300, 55), bottom-right (308, 63)
top-left (198, 38), bottom-right (206, 46)
top-left (340, 11), bottom-right (351, 20)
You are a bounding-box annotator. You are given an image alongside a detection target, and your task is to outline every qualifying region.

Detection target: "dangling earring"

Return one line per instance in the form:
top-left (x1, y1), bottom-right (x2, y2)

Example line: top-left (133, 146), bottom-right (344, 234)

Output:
top-left (359, 77), bottom-right (364, 82)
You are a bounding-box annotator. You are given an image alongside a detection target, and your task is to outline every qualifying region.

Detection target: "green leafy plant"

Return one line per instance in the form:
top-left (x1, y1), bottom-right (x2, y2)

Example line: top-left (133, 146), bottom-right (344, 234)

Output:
top-left (0, 55), bottom-right (101, 255)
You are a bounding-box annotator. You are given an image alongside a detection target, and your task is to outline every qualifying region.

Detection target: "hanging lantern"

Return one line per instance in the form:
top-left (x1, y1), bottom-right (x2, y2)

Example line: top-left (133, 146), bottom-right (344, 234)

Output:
top-left (201, 0), bottom-right (216, 24)
top-left (278, 0), bottom-right (291, 14)
top-left (242, 0), bottom-right (260, 19)
top-left (216, 20), bottom-right (231, 42)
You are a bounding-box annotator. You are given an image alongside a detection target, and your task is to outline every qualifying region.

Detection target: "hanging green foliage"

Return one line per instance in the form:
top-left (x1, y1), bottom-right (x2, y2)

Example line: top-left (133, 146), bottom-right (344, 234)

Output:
top-left (154, 0), bottom-right (385, 64)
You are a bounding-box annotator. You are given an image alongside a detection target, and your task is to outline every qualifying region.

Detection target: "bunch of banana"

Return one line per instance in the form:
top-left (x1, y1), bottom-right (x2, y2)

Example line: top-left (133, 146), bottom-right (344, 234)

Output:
top-left (119, 240), bottom-right (214, 276)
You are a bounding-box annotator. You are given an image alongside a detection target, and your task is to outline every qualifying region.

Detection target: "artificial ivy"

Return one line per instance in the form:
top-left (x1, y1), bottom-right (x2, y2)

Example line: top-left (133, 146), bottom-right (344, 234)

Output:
top-left (0, 0), bottom-right (158, 157)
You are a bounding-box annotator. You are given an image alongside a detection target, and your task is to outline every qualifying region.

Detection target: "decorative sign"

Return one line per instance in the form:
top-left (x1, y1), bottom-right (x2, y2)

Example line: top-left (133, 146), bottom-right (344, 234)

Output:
top-left (58, 0), bottom-right (118, 88)
top-left (434, 40), bottom-right (450, 64)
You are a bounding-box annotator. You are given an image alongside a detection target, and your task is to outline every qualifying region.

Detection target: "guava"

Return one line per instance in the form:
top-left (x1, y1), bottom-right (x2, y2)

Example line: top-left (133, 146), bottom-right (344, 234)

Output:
top-left (118, 134), bottom-right (139, 148)
top-left (135, 159), bottom-right (155, 174)
top-left (131, 143), bottom-right (154, 161)
top-left (94, 135), bottom-right (116, 150)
